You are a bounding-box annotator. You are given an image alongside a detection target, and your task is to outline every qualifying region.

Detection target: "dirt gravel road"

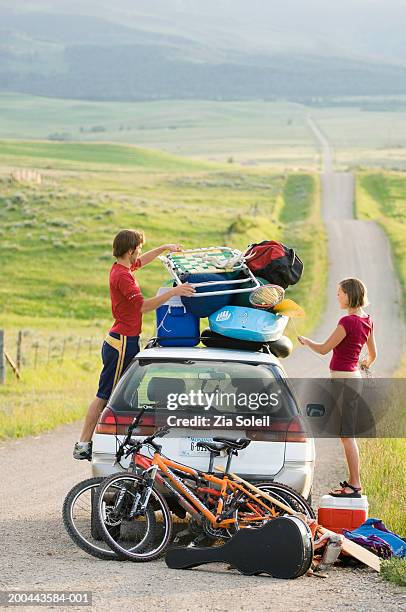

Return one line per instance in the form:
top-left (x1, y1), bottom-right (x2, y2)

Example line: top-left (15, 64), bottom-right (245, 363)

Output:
top-left (1, 120), bottom-right (405, 610)
top-left (1, 424), bottom-right (405, 612)
top-left (285, 117), bottom-right (405, 378)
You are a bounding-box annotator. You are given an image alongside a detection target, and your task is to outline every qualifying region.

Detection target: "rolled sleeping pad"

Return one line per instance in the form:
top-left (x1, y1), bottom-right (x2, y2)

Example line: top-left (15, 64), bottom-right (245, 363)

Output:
top-left (201, 328), bottom-right (263, 351)
top-left (232, 276), bottom-right (268, 308)
top-left (180, 272), bottom-right (232, 318)
top-left (201, 328), bottom-right (293, 358)
top-left (267, 335), bottom-right (293, 358)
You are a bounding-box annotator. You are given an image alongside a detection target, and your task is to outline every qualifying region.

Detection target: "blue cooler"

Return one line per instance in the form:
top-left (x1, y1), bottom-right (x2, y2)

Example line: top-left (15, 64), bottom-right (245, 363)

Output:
top-left (209, 305), bottom-right (288, 343)
top-left (156, 288), bottom-right (200, 347)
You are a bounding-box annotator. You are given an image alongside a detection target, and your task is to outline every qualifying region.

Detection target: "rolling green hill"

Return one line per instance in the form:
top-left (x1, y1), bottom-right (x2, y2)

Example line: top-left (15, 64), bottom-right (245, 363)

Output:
top-left (0, 140), bottom-right (290, 326)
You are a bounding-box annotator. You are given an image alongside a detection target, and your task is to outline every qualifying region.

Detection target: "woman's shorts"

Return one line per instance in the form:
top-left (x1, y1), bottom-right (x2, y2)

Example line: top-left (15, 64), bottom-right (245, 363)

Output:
top-left (96, 332), bottom-right (140, 401)
top-left (330, 369), bottom-right (363, 437)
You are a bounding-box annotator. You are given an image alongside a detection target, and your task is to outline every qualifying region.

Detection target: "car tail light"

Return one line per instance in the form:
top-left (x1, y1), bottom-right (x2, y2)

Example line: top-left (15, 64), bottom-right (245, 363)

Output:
top-left (95, 408), bottom-right (156, 436)
top-left (285, 417), bottom-right (308, 443)
top-left (247, 416), bottom-right (307, 443)
top-left (95, 407), bottom-right (117, 435)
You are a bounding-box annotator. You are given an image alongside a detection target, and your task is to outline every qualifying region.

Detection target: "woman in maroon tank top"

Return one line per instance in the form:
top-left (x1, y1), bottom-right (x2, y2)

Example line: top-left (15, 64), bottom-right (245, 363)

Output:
top-left (298, 278), bottom-right (377, 497)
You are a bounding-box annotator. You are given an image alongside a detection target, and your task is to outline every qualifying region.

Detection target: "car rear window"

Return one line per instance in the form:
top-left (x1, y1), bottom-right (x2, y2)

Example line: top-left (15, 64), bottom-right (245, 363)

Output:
top-left (108, 358), bottom-right (298, 419)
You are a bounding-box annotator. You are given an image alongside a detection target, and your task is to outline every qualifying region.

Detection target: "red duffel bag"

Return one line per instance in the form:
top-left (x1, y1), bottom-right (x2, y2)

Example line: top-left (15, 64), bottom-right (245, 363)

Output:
top-left (244, 240), bottom-right (303, 289)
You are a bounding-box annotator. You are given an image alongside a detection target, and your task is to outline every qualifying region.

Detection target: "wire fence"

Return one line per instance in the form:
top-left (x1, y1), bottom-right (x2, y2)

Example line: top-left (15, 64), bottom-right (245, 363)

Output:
top-left (0, 328), bottom-right (104, 382)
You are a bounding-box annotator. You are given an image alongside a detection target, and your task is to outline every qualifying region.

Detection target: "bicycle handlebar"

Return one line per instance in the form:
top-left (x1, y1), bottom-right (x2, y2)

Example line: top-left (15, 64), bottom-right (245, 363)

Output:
top-left (115, 410), bottom-right (170, 462)
top-left (116, 406), bottom-right (145, 461)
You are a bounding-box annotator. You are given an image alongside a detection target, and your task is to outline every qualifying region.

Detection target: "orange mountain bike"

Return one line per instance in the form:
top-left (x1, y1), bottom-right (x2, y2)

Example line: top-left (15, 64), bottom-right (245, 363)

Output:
top-left (94, 408), bottom-right (314, 562)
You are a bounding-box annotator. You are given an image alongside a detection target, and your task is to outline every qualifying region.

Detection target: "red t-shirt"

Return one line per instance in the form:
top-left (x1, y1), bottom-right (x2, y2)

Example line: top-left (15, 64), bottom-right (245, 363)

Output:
top-left (109, 259), bottom-right (144, 336)
top-left (330, 314), bottom-right (373, 372)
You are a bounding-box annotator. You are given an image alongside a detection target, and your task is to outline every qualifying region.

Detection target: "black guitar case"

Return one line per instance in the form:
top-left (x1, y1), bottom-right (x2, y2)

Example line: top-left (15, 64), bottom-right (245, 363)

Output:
top-left (165, 516), bottom-right (313, 579)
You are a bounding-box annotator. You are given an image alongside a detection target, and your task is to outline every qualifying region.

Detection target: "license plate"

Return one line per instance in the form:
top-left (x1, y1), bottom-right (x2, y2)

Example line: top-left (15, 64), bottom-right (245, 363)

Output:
top-left (180, 437), bottom-right (213, 457)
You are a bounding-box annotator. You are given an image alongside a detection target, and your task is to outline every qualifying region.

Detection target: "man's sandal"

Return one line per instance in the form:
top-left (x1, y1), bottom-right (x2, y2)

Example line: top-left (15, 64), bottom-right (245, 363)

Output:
top-left (329, 480), bottom-right (362, 498)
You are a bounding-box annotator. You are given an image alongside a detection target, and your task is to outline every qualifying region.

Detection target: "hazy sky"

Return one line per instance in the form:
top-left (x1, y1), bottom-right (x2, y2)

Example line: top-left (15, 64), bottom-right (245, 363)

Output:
top-left (1, 0), bottom-right (405, 63)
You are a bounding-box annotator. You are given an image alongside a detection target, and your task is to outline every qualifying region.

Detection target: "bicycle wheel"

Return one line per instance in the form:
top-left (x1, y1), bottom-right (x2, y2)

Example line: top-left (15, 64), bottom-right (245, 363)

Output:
top-left (255, 481), bottom-right (316, 518)
top-left (94, 472), bottom-right (172, 562)
top-left (62, 477), bottom-right (118, 560)
top-left (231, 481), bottom-right (315, 532)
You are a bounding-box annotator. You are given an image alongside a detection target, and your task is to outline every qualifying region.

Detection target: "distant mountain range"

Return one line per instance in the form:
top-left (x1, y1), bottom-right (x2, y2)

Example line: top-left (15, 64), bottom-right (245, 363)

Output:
top-left (1, 1), bottom-right (406, 101)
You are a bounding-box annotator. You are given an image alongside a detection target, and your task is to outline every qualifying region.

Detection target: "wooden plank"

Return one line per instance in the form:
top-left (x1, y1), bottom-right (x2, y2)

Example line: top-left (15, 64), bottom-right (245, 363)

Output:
top-left (5, 351), bottom-right (21, 379)
top-left (319, 527), bottom-right (380, 572)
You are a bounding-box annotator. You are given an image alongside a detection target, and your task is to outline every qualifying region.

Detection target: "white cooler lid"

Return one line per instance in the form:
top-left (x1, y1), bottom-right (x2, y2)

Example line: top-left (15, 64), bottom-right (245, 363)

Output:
top-left (156, 286), bottom-right (183, 307)
top-left (318, 494), bottom-right (369, 510)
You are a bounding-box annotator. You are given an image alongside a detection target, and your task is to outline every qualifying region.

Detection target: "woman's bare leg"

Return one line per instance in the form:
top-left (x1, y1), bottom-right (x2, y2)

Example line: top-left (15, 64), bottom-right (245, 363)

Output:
top-left (340, 437), bottom-right (362, 490)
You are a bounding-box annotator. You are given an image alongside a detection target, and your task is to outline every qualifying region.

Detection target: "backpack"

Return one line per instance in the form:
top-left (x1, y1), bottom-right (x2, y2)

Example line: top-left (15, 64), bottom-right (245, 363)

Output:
top-left (244, 241), bottom-right (303, 289)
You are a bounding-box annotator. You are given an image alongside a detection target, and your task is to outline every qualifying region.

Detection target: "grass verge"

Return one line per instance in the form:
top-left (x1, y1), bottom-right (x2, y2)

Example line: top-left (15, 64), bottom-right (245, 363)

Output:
top-left (356, 171), bottom-right (406, 575)
top-left (380, 558), bottom-right (406, 587)
top-left (282, 174), bottom-right (327, 338)
top-left (359, 438), bottom-right (406, 535)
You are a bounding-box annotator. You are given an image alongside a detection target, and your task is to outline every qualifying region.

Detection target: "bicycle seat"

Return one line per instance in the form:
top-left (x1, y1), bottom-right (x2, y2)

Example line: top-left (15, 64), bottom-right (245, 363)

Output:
top-left (212, 437), bottom-right (251, 450)
top-left (197, 441), bottom-right (226, 455)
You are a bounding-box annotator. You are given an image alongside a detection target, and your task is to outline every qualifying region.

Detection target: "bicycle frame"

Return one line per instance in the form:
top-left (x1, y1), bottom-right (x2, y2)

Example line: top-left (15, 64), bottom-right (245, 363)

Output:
top-left (133, 451), bottom-right (279, 529)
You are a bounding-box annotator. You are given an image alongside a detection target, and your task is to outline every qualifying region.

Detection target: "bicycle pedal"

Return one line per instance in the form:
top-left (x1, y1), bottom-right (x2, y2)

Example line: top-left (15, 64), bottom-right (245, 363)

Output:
top-left (189, 535), bottom-right (213, 548)
top-left (173, 528), bottom-right (191, 544)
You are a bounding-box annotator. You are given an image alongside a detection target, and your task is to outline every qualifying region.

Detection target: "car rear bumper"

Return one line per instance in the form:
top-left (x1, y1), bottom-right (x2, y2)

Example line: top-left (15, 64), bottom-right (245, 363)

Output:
top-left (273, 461), bottom-right (314, 499)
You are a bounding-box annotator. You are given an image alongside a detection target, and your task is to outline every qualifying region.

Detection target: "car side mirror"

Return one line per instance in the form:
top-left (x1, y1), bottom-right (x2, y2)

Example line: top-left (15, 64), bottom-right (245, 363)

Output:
top-left (306, 403), bottom-right (325, 417)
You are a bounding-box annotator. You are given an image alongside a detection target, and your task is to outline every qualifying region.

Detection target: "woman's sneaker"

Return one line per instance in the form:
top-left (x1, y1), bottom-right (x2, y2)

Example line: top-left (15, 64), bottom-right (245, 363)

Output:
top-left (73, 441), bottom-right (92, 461)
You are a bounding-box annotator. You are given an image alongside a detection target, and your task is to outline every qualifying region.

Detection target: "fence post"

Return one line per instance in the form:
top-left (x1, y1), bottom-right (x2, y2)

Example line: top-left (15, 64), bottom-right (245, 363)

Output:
top-left (60, 339), bottom-right (66, 364)
top-left (16, 330), bottom-right (23, 371)
top-left (33, 343), bottom-right (39, 369)
top-left (0, 330), bottom-right (5, 384)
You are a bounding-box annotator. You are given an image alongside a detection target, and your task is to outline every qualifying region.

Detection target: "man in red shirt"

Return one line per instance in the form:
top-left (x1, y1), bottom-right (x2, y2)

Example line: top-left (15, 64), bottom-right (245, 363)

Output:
top-left (73, 229), bottom-right (195, 460)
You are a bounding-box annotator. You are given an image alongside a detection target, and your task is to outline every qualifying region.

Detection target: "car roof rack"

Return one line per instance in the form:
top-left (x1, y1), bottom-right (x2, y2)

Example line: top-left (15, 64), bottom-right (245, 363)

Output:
top-left (143, 336), bottom-right (282, 355)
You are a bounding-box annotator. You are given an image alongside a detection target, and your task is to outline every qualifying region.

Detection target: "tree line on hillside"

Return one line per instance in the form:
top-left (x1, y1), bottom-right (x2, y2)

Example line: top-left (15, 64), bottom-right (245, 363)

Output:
top-left (2, 44), bottom-right (406, 101)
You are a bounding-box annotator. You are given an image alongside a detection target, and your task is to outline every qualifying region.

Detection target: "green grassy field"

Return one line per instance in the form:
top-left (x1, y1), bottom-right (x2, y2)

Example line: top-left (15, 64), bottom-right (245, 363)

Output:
top-left (0, 140), bottom-right (325, 438)
top-left (314, 104), bottom-right (406, 170)
top-left (356, 171), bottom-right (406, 539)
top-left (280, 174), bottom-right (327, 336)
top-left (0, 95), bottom-right (317, 168)
top-left (3, 93), bottom-right (406, 170)
top-left (356, 172), bottom-right (406, 309)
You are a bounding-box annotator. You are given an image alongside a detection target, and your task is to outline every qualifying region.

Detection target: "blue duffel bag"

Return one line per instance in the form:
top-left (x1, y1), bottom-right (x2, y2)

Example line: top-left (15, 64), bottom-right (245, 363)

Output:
top-left (209, 305), bottom-right (288, 343)
top-left (180, 273), bottom-right (233, 318)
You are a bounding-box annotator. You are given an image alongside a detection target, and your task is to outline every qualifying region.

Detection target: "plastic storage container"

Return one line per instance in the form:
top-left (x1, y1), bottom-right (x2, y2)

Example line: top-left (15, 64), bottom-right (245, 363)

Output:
top-left (318, 495), bottom-right (369, 534)
top-left (156, 288), bottom-right (200, 347)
